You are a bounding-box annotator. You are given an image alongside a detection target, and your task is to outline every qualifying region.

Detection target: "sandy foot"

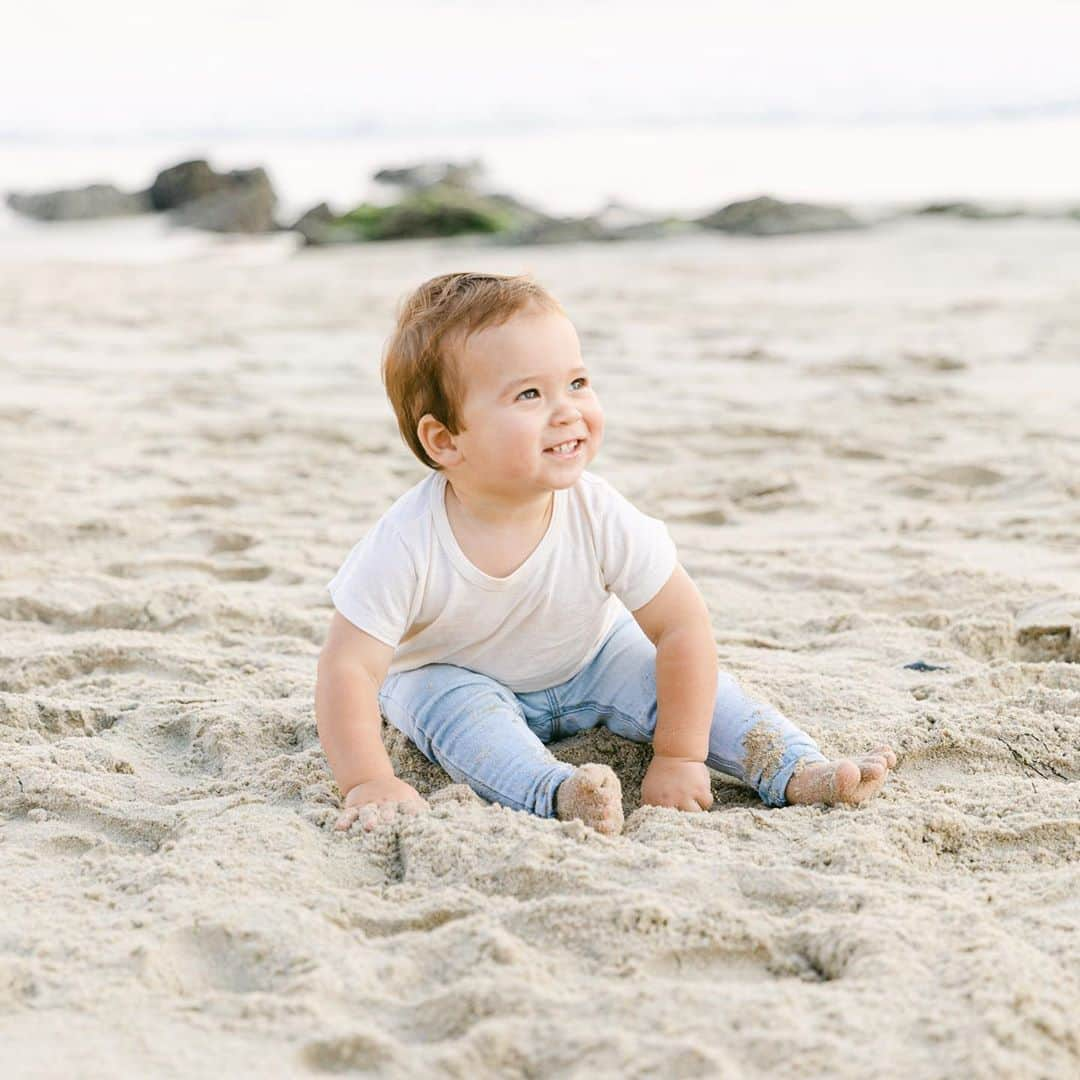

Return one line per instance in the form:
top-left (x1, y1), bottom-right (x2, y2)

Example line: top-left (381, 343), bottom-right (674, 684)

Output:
top-left (556, 763), bottom-right (624, 835)
top-left (784, 746), bottom-right (898, 806)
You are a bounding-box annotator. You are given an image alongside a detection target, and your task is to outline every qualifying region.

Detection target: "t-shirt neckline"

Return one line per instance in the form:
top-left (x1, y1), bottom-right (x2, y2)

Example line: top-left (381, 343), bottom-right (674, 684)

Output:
top-left (431, 472), bottom-right (565, 591)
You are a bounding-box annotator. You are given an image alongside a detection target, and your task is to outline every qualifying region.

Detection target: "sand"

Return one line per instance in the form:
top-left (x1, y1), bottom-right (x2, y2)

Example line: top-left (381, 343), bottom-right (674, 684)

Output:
top-left (1, 219), bottom-right (1079, 1078)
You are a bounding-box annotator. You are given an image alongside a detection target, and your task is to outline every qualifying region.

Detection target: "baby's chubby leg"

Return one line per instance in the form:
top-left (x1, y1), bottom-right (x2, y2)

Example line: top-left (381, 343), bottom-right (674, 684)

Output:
top-left (691, 673), bottom-right (896, 807)
top-left (562, 613), bottom-right (896, 808)
top-left (377, 665), bottom-right (623, 832)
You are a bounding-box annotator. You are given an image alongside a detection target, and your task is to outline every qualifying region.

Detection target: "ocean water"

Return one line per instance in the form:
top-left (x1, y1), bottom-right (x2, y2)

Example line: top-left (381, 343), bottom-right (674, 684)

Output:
top-left (3, 117), bottom-right (1079, 260)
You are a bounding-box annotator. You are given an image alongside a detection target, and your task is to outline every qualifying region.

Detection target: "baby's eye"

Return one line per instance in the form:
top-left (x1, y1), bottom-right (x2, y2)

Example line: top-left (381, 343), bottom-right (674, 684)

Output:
top-left (516, 388), bottom-right (540, 401)
top-left (570, 377), bottom-right (588, 390)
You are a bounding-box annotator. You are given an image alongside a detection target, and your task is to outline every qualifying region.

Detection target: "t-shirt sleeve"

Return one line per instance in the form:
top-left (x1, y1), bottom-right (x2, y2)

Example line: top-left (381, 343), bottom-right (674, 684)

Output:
top-left (326, 518), bottom-right (418, 648)
top-left (591, 477), bottom-right (678, 611)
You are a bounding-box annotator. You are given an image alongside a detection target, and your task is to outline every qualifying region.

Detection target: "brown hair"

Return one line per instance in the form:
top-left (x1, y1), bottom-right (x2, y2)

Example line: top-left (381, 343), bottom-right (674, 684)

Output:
top-left (382, 271), bottom-right (563, 469)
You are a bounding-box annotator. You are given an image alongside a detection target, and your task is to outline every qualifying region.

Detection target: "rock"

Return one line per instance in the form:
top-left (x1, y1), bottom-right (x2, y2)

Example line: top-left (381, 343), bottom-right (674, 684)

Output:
top-left (293, 157), bottom-right (528, 244)
top-left (6, 184), bottom-right (152, 221)
top-left (290, 202), bottom-right (334, 232)
top-left (298, 184), bottom-right (557, 246)
top-left (333, 184), bottom-right (522, 242)
top-left (373, 160), bottom-right (484, 193)
top-left (168, 167), bottom-right (277, 233)
top-left (501, 199), bottom-right (696, 245)
top-left (698, 195), bottom-right (862, 236)
top-left (150, 160), bottom-right (278, 232)
top-left (500, 215), bottom-right (617, 245)
top-left (590, 199), bottom-right (684, 235)
top-left (912, 201), bottom-right (1023, 220)
top-left (501, 217), bottom-right (681, 246)
top-left (289, 203), bottom-right (358, 246)
top-left (482, 191), bottom-right (551, 228)
top-left (6, 160), bottom-right (278, 233)
top-left (149, 159), bottom-right (228, 210)
top-left (304, 163), bottom-right (692, 247)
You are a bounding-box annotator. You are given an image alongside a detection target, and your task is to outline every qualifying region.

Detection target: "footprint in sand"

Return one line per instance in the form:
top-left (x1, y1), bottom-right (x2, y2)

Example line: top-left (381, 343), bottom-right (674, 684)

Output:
top-left (2, 642), bottom-right (209, 695)
top-left (892, 464), bottom-right (1006, 501)
top-left (165, 493), bottom-right (238, 510)
top-left (301, 1032), bottom-right (400, 1073)
top-left (135, 923), bottom-right (314, 996)
top-left (0, 691), bottom-right (118, 741)
top-left (105, 558), bottom-right (272, 582)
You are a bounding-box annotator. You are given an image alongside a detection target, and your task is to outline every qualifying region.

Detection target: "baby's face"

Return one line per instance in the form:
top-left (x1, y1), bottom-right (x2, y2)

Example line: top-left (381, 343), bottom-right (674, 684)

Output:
top-left (452, 305), bottom-right (604, 497)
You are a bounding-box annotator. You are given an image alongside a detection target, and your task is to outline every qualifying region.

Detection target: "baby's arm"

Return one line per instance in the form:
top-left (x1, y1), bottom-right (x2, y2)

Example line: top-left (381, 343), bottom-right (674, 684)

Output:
top-left (315, 612), bottom-right (428, 831)
top-left (632, 563), bottom-right (719, 812)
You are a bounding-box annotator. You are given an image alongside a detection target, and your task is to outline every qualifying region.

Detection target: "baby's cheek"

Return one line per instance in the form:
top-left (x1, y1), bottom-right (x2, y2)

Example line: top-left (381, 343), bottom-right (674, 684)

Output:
top-left (588, 413), bottom-right (605, 451)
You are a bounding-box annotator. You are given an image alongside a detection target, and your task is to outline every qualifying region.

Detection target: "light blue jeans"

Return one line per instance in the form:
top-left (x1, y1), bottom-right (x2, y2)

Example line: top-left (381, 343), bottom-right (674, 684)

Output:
top-left (378, 610), bottom-right (826, 817)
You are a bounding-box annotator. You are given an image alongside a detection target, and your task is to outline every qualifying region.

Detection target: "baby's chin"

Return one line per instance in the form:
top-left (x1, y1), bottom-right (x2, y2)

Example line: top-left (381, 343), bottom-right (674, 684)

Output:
top-left (547, 475), bottom-right (584, 491)
top-left (544, 457), bottom-right (592, 484)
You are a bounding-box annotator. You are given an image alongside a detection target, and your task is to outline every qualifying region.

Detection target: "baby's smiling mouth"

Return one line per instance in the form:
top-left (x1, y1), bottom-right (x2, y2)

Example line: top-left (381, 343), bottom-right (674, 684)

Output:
top-left (544, 438), bottom-right (584, 456)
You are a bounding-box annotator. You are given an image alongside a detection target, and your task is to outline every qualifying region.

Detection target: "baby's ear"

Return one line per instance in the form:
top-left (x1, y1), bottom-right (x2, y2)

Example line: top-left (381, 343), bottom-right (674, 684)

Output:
top-left (417, 414), bottom-right (462, 467)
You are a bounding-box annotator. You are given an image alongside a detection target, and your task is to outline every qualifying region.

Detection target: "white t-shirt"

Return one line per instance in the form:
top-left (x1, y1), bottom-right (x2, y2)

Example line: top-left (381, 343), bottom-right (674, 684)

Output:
top-left (327, 470), bottom-right (677, 692)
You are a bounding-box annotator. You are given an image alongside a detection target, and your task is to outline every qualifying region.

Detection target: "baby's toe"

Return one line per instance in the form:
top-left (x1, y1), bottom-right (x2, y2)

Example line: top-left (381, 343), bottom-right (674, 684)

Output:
top-left (832, 760), bottom-right (862, 800)
top-left (868, 745), bottom-right (897, 769)
top-left (859, 758), bottom-right (887, 782)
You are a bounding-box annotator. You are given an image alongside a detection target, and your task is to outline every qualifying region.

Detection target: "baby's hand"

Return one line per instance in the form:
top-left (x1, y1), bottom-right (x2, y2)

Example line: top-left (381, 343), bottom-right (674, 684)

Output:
top-left (641, 755), bottom-right (714, 813)
top-left (335, 776), bottom-right (429, 832)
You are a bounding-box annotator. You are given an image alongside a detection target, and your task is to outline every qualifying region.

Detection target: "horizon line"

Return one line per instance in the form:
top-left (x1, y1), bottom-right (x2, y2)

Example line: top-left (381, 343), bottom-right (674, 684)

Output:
top-left (2, 98), bottom-right (1079, 144)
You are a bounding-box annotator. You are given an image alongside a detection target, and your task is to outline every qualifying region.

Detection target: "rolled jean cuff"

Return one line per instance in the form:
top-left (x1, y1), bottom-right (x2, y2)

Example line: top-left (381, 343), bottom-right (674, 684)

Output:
top-left (759, 746), bottom-right (828, 808)
top-left (534, 762), bottom-right (577, 819)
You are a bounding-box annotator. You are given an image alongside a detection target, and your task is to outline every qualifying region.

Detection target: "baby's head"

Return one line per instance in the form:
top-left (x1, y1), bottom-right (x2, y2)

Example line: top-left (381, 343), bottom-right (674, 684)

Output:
top-left (382, 272), bottom-right (603, 494)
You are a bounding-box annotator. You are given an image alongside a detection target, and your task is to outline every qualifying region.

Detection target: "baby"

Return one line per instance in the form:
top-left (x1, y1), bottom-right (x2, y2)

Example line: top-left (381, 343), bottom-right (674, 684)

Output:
top-left (316, 272), bottom-right (895, 835)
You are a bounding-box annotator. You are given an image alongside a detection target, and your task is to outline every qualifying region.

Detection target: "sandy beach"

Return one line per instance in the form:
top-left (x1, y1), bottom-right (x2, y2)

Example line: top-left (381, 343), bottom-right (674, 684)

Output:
top-left (1, 219), bottom-right (1079, 1077)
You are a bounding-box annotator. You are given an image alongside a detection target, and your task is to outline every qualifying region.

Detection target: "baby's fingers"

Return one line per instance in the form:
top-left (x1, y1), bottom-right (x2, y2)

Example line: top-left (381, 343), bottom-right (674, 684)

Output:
top-left (338, 798), bottom-right (430, 833)
top-left (363, 801), bottom-right (411, 831)
top-left (355, 803), bottom-right (389, 831)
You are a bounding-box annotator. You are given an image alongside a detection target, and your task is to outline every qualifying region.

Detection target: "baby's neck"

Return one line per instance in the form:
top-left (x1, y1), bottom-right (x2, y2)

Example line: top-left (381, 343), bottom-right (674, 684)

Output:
top-left (445, 478), bottom-right (553, 532)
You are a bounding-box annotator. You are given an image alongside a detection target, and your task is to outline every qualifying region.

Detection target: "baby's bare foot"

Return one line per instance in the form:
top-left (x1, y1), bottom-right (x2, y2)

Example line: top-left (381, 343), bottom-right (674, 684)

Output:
top-left (784, 746), bottom-right (897, 806)
top-left (556, 764), bottom-right (624, 835)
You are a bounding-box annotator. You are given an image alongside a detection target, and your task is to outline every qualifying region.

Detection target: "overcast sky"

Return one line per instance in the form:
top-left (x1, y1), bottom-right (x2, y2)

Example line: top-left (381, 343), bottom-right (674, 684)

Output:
top-left (3, 1), bottom-right (1080, 136)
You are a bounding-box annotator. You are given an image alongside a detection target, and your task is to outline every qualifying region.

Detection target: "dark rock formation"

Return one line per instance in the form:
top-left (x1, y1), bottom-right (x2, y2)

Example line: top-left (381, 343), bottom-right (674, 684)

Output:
top-left (289, 203), bottom-right (358, 246)
top-left (499, 215), bottom-right (617, 245)
top-left (337, 185), bottom-right (517, 241)
top-left (913, 201), bottom-right (1023, 220)
top-left (169, 168), bottom-right (277, 233)
top-left (500, 199), bottom-right (698, 245)
top-left (6, 184), bottom-right (152, 221)
top-left (5, 159), bottom-right (277, 232)
top-left (149, 160), bottom-right (228, 210)
top-left (300, 161), bottom-right (533, 245)
top-left (296, 159), bottom-right (686, 247)
top-left (698, 195), bottom-right (862, 236)
top-left (140, 160), bottom-right (279, 232)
